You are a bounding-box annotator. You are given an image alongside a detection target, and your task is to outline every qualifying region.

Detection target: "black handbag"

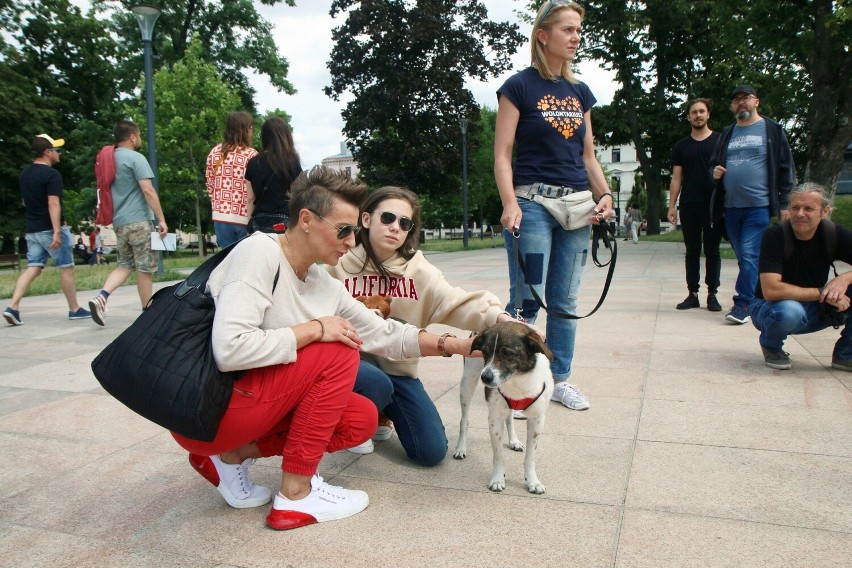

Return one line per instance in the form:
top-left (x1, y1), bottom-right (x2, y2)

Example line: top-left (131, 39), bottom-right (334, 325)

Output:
top-left (91, 242), bottom-right (278, 441)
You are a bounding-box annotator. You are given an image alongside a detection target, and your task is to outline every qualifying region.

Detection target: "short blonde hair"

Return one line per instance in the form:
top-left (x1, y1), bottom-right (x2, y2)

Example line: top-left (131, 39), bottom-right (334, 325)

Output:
top-left (530, 1), bottom-right (585, 84)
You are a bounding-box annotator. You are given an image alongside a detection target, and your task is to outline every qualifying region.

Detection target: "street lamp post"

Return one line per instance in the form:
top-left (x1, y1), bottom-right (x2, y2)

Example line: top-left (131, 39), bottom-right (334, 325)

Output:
top-left (131, 3), bottom-right (161, 271)
top-left (459, 117), bottom-right (469, 250)
top-left (131, 4), bottom-right (160, 180)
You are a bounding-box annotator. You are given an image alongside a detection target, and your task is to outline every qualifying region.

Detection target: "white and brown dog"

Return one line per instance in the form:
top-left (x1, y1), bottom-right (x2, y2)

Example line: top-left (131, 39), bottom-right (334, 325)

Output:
top-left (453, 321), bottom-right (554, 494)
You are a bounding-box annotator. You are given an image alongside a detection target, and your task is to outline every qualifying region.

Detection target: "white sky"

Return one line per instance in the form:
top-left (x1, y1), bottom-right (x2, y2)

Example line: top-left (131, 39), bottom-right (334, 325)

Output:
top-left (252, 0), bottom-right (616, 166)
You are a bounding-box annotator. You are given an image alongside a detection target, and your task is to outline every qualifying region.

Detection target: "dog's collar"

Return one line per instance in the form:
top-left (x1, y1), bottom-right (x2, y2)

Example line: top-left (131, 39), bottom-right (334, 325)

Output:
top-left (499, 383), bottom-right (547, 411)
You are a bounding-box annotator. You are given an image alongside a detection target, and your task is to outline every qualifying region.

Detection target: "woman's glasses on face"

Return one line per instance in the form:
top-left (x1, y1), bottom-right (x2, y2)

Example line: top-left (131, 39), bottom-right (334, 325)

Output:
top-left (379, 211), bottom-right (413, 232)
top-left (308, 209), bottom-right (360, 240)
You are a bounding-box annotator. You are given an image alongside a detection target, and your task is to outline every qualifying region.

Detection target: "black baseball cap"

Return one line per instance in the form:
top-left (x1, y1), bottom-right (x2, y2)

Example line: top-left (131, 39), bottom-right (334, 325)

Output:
top-left (732, 85), bottom-right (757, 97)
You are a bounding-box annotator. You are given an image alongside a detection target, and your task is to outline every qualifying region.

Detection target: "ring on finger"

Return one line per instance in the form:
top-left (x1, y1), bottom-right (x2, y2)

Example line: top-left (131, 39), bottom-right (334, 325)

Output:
top-left (345, 329), bottom-right (350, 338)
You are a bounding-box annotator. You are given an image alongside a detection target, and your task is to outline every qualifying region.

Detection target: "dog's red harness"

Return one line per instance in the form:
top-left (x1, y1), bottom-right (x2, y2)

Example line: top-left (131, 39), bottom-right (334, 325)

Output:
top-left (499, 383), bottom-right (547, 411)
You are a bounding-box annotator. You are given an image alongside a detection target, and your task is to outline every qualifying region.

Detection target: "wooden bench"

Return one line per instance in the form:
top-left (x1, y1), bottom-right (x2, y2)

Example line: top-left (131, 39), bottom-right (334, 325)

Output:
top-left (0, 253), bottom-right (21, 272)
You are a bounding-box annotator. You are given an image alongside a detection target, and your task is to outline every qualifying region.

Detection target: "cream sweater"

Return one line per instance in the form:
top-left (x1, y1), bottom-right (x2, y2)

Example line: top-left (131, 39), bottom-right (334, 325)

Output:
top-left (326, 245), bottom-right (507, 377)
top-left (207, 233), bottom-right (422, 372)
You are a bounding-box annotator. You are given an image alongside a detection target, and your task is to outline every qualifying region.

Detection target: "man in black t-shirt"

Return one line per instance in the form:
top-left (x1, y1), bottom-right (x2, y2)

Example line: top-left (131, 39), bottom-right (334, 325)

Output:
top-left (668, 98), bottom-right (722, 312)
top-left (750, 183), bottom-right (852, 370)
top-left (2, 135), bottom-right (90, 326)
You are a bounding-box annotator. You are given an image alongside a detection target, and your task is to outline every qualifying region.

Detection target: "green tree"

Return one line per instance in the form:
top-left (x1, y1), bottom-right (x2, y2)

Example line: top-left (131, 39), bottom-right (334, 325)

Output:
top-left (130, 36), bottom-right (242, 255)
top-left (719, 0), bottom-right (851, 191)
top-left (325, 0), bottom-right (524, 197)
top-left (467, 106), bottom-right (503, 229)
top-left (95, 0), bottom-right (297, 112)
top-left (0, 0), bottom-right (120, 249)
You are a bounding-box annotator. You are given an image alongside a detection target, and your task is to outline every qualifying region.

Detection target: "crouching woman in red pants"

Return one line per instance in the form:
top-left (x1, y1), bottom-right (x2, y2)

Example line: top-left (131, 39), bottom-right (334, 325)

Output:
top-left (172, 166), bottom-right (475, 530)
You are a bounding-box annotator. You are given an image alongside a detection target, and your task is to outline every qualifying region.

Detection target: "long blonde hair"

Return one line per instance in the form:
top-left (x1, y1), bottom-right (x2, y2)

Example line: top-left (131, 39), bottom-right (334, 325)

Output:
top-left (530, 1), bottom-right (585, 84)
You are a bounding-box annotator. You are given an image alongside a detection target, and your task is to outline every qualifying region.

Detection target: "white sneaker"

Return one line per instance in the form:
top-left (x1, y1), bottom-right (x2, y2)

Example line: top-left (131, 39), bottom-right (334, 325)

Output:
top-left (512, 410), bottom-right (527, 420)
top-left (347, 439), bottom-right (374, 454)
top-left (372, 424), bottom-right (394, 441)
top-left (266, 474), bottom-right (369, 530)
top-left (188, 454), bottom-right (272, 508)
top-left (551, 381), bottom-right (590, 410)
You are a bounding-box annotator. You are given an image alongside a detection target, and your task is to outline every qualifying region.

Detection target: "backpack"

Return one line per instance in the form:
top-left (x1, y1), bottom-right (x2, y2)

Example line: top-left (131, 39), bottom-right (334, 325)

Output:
top-left (94, 145), bottom-right (116, 226)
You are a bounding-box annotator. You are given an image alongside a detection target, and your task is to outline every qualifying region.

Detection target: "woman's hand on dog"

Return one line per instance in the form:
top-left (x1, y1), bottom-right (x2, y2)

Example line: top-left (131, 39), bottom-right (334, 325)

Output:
top-left (496, 313), bottom-right (546, 342)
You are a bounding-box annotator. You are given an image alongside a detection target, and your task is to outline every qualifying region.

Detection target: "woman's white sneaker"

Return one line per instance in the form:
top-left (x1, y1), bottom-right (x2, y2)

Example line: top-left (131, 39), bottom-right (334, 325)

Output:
top-left (266, 474), bottom-right (369, 530)
top-left (550, 382), bottom-right (590, 410)
top-left (188, 453), bottom-right (272, 508)
top-left (347, 439), bottom-right (374, 454)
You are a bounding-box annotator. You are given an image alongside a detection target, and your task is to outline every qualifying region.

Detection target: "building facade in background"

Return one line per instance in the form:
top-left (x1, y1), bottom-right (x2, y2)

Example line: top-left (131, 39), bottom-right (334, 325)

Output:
top-left (321, 142), bottom-right (360, 179)
top-left (595, 142), bottom-right (641, 223)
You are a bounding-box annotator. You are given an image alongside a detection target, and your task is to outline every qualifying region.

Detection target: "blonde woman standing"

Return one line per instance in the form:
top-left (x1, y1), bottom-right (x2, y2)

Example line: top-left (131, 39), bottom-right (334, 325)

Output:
top-left (494, 0), bottom-right (613, 411)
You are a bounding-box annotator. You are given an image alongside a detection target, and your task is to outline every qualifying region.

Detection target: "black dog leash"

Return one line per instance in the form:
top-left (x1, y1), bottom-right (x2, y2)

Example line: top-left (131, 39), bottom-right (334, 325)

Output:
top-left (512, 223), bottom-right (617, 320)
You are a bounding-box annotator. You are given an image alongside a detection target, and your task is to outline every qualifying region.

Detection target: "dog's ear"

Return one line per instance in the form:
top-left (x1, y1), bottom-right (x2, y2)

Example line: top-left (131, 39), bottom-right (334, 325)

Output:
top-left (471, 331), bottom-right (486, 353)
top-left (525, 329), bottom-right (554, 361)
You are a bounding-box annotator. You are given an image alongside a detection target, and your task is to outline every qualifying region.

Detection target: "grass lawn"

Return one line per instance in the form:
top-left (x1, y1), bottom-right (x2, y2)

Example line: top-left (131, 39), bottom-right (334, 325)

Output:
top-left (0, 251), bottom-right (208, 300)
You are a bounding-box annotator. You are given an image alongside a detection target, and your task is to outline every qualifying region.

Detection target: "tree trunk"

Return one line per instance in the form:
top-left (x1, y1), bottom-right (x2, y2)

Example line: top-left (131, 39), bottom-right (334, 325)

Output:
top-left (803, 0), bottom-right (852, 195)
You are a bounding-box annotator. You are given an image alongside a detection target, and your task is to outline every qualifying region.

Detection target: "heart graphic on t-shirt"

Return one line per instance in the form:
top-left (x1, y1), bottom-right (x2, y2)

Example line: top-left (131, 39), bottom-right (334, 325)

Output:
top-left (537, 95), bottom-right (583, 140)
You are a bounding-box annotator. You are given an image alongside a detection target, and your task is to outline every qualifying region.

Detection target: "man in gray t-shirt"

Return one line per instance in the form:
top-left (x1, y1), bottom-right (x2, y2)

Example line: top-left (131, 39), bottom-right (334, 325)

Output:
top-left (88, 120), bottom-right (169, 326)
top-left (709, 85), bottom-right (795, 325)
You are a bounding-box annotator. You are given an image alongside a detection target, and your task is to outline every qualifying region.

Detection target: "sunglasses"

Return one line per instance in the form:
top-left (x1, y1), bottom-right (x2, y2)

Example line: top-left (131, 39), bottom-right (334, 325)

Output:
top-left (308, 209), bottom-right (360, 240)
top-left (537, 0), bottom-right (572, 28)
top-left (731, 94), bottom-right (756, 104)
top-left (379, 211), bottom-right (413, 232)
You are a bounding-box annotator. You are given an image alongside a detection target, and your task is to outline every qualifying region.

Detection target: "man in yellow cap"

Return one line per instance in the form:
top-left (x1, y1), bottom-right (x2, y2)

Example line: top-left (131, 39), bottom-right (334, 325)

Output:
top-left (3, 134), bottom-right (91, 325)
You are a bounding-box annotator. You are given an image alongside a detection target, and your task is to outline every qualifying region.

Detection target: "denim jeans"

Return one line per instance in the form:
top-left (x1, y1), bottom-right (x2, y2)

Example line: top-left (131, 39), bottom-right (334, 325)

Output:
top-left (680, 203), bottom-right (721, 294)
top-left (749, 292), bottom-right (852, 361)
top-left (503, 197), bottom-right (591, 380)
top-left (353, 360), bottom-right (448, 466)
top-left (213, 222), bottom-right (247, 249)
top-left (25, 227), bottom-right (74, 268)
top-left (724, 207), bottom-right (770, 308)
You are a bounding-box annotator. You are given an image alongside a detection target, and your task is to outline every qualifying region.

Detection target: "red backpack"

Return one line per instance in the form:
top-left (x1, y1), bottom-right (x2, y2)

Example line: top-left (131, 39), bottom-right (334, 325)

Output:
top-left (94, 145), bottom-right (116, 226)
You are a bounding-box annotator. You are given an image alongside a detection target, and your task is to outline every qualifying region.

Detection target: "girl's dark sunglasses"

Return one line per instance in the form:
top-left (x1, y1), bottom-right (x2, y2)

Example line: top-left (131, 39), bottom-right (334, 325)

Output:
top-left (308, 209), bottom-right (360, 240)
top-left (379, 211), bottom-right (413, 232)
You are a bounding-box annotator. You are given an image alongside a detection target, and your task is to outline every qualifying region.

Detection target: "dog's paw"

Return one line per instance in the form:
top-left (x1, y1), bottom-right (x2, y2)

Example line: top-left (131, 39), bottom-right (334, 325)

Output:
top-left (452, 449), bottom-right (466, 460)
top-left (526, 480), bottom-right (546, 494)
top-left (488, 477), bottom-right (506, 492)
top-left (508, 440), bottom-right (524, 452)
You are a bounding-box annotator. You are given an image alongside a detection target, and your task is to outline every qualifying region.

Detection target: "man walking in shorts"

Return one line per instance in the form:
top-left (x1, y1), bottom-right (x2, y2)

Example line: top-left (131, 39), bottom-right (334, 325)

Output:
top-left (89, 120), bottom-right (168, 326)
top-left (3, 134), bottom-right (91, 325)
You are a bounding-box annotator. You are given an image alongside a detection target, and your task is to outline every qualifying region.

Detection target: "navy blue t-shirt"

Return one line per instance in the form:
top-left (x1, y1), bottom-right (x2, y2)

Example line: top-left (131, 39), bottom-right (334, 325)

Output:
top-left (497, 67), bottom-right (597, 188)
top-left (20, 163), bottom-right (64, 233)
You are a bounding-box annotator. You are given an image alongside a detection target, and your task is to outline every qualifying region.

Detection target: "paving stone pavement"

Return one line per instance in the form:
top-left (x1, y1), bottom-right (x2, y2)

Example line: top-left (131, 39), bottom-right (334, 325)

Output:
top-left (0, 240), bottom-right (850, 568)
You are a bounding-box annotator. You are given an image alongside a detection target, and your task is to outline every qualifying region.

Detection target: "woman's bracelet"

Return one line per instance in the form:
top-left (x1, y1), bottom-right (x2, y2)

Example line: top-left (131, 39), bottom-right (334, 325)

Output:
top-left (597, 192), bottom-right (613, 202)
top-left (438, 333), bottom-right (457, 357)
top-left (310, 318), bottom-right (325, 339)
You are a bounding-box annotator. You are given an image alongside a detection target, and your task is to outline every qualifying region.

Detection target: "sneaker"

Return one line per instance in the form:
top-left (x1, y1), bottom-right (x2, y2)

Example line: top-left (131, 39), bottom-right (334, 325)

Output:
top-left (725, 305), bottom-right (750, 324)
top-left (89, 295), bottom-right (107, 326)
top-left (831, 357), bottom-right (852, 372)
top-left (551, 381), bottom-right (590, 410)
top-left (68, 307), bottom-right (91, 320)
top-left (372, 415), bottom-right (394, 441)
top-left (188, 454), bottom-right (272, 509)
top-left (347, 439), bottom-right (374, 454)
top-left (512, 410), bottom-right (527, 420)
top-left (266, 474), bottom-right (369, 530)
top-left (706, 294), bottom-right (723, 312)
top-left (3, 307), bottom-right (22, 326)
top-left (761, 346), bottom-right (792, 370)
top-left (676, 294), bottom-right (700, 310)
